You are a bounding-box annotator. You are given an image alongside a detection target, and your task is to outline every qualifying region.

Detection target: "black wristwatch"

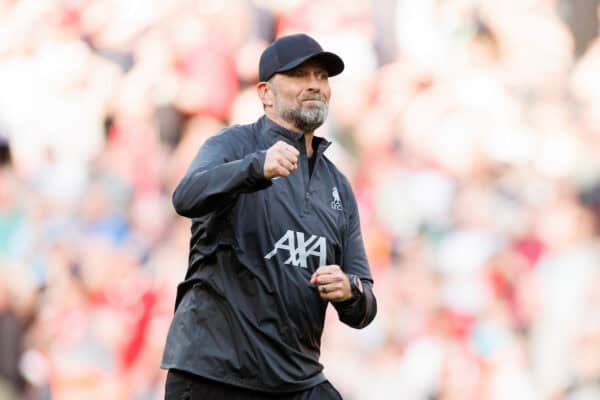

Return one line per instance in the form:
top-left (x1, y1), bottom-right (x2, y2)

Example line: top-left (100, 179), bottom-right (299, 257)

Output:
top-left (348, 274), bottom-right (364, 298)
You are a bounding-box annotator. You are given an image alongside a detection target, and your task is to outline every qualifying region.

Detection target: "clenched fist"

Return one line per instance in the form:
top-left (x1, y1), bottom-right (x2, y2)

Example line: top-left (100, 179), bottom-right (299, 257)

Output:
top-left (310, 265), bottom-right (353, 302)
top-left (263, 141), bottom-right (299, 179)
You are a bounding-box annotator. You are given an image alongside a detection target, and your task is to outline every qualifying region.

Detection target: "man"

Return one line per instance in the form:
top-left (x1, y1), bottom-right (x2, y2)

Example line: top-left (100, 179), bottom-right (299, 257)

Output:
top-left (161, 33), bottom-right (377, 400)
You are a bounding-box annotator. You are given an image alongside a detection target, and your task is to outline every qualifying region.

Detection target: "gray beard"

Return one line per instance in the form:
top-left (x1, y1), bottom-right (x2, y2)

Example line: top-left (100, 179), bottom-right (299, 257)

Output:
top-left (278, 102), bottom-right (328, 133)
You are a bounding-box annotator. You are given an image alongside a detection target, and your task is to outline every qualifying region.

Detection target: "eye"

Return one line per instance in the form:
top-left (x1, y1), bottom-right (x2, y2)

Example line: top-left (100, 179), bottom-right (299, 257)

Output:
top-left (317, 71), bottom-right (329, 80)
top-left (286, 69), bottom-right (305, 77)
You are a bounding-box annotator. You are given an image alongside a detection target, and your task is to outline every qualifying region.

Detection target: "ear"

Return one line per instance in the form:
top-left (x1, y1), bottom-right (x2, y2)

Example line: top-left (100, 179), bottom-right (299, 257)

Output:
top-left (256, 81), bottom-right (274, 108)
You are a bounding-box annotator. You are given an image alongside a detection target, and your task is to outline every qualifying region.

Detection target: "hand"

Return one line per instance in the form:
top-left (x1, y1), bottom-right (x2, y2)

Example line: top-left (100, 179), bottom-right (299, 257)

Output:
top-left (263, 141), bottom-right (299, 179)
top-left (310, 265), bottom-right (352, 302)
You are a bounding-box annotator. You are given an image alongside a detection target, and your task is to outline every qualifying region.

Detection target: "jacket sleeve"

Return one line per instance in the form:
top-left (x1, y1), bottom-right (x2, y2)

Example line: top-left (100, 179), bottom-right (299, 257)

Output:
top-left (172, 132), bottom-right (272, 218)
top-left (332, 182), bottom-right (377, 329)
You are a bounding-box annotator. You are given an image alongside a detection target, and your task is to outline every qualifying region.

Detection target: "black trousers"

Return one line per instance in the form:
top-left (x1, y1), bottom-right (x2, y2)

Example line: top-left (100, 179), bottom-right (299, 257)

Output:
top-left (165, 369), bottom-right (343, 400)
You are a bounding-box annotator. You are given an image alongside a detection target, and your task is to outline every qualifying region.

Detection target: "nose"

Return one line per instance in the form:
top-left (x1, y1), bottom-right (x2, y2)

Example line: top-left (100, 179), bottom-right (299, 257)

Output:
top-left (306, 72), bottom-right (322, 92)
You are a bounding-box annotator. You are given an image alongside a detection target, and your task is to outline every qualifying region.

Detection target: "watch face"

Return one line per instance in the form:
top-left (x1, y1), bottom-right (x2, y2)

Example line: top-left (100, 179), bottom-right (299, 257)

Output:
top-left (351, 275), bottom-right (363, 295)
top-left (356, 277), bottom-right (363, 293)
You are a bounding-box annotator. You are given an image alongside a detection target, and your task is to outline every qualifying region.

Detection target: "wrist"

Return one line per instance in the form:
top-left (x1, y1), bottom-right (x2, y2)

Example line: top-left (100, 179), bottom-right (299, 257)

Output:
top-left (347, 274), bottom-right (363, 299)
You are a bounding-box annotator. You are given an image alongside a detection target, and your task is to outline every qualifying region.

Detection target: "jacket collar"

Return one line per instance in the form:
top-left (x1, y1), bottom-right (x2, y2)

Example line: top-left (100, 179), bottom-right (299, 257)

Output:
top-left (257, 115), bottom-right (331, 155)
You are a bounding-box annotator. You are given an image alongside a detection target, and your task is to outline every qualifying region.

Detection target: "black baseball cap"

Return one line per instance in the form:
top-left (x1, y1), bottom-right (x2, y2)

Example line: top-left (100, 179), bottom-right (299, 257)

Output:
top-left (258, 33), bottom-right (344, 82)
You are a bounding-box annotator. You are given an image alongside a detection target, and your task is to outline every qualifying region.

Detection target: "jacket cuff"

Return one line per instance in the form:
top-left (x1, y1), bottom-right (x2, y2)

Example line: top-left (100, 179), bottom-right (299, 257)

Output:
top-left (335, 290), bottom-right (366, 312)
top-left (246, 150), bottom-right (272, 190)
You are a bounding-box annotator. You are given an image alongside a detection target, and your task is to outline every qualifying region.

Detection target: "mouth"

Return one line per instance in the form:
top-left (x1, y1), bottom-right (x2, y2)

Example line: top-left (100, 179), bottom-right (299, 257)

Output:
top-left (301, 98), bottom-right (325, 104)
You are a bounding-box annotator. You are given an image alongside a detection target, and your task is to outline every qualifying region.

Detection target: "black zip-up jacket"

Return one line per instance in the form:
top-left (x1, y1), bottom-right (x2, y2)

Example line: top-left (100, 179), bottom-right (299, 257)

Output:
top-left (161, 115), bottom-right (377, 393)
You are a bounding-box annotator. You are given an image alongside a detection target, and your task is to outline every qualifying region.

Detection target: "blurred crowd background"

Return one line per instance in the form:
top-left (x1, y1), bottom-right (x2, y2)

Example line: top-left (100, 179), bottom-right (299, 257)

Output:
top-left (2, 0), bottom-right (600, 399)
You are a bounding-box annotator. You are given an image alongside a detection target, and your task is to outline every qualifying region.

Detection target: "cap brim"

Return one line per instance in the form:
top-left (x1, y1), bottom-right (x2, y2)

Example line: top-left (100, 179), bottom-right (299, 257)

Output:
top-left (274, 51), bottom-right (344, 78)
